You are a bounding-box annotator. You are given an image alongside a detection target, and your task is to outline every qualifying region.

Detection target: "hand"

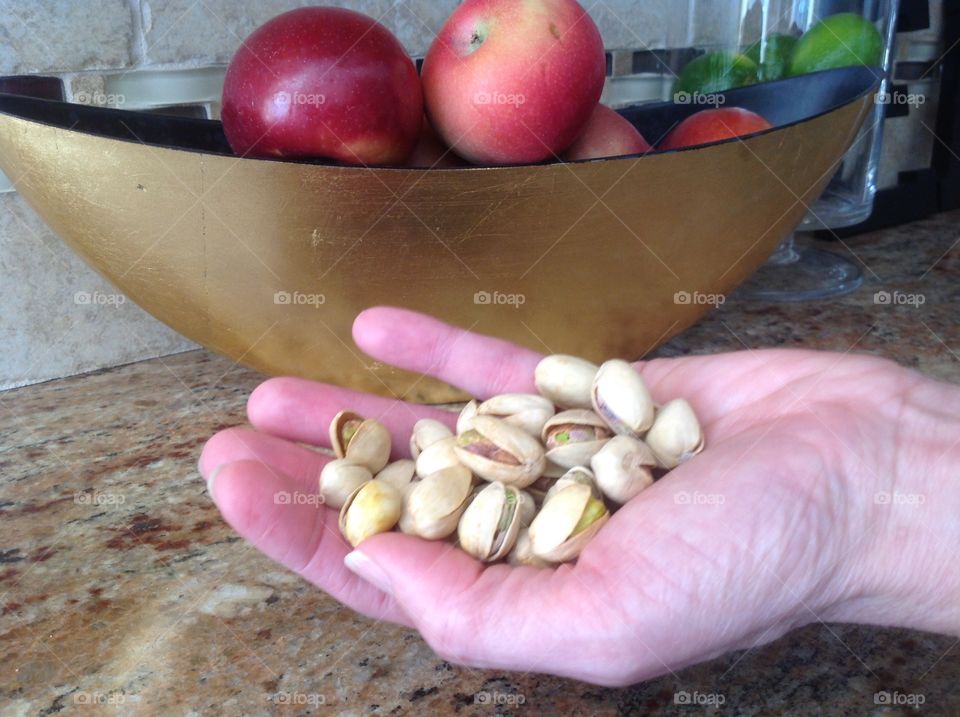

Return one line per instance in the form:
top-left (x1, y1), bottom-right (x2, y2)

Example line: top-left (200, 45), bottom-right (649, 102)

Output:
top-left (199, 308), bottom-right (960, 686)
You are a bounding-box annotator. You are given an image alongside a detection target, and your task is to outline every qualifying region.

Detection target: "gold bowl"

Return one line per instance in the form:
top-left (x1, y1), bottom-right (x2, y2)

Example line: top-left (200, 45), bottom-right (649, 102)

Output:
top-left (0, 68), bottom-right (877, 402)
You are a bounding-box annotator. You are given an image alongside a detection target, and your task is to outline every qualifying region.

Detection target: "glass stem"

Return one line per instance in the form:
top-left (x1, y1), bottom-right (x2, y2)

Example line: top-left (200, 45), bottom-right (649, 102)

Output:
top-left (767, 233), bottom-right (800, 266)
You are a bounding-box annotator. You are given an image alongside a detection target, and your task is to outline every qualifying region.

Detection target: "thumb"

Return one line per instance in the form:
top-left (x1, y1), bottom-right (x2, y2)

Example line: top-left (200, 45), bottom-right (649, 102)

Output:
top-left (343, 533), bottom-right (608, 679)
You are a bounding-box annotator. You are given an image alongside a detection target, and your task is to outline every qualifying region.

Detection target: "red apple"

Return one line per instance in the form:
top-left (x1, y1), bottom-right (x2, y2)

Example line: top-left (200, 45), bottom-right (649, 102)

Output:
top-left (562, 104), bottom-right (652, 160)
top-left (421, 0), bottom-right (605, 166)
top-left (406, 117), bottom-right (469, 168)
top-left (221, 7), bottom-right (422, 165)
top-left (660, 107), bottom-right (773, 151)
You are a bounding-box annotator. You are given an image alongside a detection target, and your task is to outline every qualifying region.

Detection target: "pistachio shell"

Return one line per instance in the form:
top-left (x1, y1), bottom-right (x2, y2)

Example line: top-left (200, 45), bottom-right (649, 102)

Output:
top-left (338, 480), bottom-right (402, 548)
top-left (517, 491), bottom-right (537, 527)
top-left (403, 464), bottom-right (473, 540)
top-left (645, 399), bottom-right (704, 469)
top-left (477, 393), bottom-right (555, 437)
top-left (590, 435), bottom-right (656, 504)
top-left (319, 459), bottom-right (373, 510)
top-left (456, 400), bottom-right (479, 435)
top-left (544, 466), bottom-right (601, 503)
top-left (409, 419), bottom-right (454, 459)
top-left (507, 528), bottom-right (554, 568)
top-left (591, 360), bottom-right (655, 437)
top-left (329, 411), bottom-right (391, 473)
top-left (457, 481), bottom-right (523, 562)
top-left (454, 416), bottom-right (546, 488)
top-left (534, 355), bottom-right (599, 409)
top-left (528, 483), bottom-right (609, 562)
top-left (415, 436), bottom-right (461, 478)
top-left (375, 459), bottom-right (416, 491)
top-left (541, 409), bottom-right (612, 469)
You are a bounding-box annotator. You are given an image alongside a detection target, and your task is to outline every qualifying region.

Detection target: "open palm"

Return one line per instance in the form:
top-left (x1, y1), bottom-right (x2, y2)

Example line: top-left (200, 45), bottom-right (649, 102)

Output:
top-left (199, 307), bottom-right (922, 686)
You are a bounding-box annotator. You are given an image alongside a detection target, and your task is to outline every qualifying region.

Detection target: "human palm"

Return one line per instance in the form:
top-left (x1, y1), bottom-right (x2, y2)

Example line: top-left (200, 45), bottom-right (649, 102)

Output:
top-left (199, 307), bottom-right (922, 686)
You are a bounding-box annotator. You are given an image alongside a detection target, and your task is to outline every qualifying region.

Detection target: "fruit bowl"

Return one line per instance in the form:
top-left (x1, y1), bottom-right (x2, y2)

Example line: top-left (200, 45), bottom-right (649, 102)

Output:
top-left (0, 67), bottom-right (877, 402)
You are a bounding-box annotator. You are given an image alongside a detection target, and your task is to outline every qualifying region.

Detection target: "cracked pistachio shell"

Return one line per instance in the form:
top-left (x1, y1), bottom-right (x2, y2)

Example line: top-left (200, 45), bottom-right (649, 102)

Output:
top-left (338, 480), bottom-right (402, 548)
top-left (409, 419), bottom-right (454, 460)
top-left (528, 483), bottom-right (609, 563)
top-left (454, 416), bottom-right (546, 488)
top-left (402, 464), bottom-right (473, 540)
top-left (456, 400), bottom-right (479, 435)
top-left (319, 459), bottom-right (373, 510)
top-left (375, 460), bottom-right (416, 492)
top-left (541, 409), bottom-right (612, 469)
top-left (534, 355), bottom-right (599, 409)
top-left (477, 393), bottom-right (555, 438)
top-left (329, 411), bottom-right (391, 473)
top-left (457, 481), bottom-right (524, 562)
top-left (415, 436), bottom-right (461, 478)
top-left (544, 466), bottom-right (602, 503)
top-left (645, 399), bottom-right (704, 469)
top-left (590, 435), bottom-right (656, 504)
top-left (507, 528), bottom-right (554, 568)
top-left (517, 491), bottom-right (537, 527)
top-left (591, 360), bottom-right (655, 438)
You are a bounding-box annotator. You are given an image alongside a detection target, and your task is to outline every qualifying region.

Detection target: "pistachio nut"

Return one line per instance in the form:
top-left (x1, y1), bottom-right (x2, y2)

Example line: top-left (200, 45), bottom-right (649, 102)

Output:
top-left (338, 480), bottom-right (403, 548)
top-left (507, 528), bottom-right (554, 568)
top-left (590, 360), bottom-right (655, 438)
top-left (528, 483), bottom-right (609, 562)
top-left (408, 419), bottom-right (454, 460)
top-left (329, 411), bottom-right (392, 473)
top-left (544, 466), bottom-right (602, 503)
top-left (375, 459), bottom-right (416, 492)
top-left (454, 416), bottom-right (546, 488)
top-left (541, 409), bottom-right (612, 469)
top-left (590, 435), bottom-right (657, 504)
top-left (319, 459), bottom-right (373, 510)
top-left (456, 400), bottom-right (479, 435)
top-left (402, 464), bottom-right (473, 540)
top-left (457, 481), bottom-right (524, 562)
top-left (415, 435), bottom-right (461, 478)
top-left (534, 354), bottom-right (599, 409)
top-left (645, 399), bottom-right (704, 469)
top-left (477, 393), bottom-right (555, 438)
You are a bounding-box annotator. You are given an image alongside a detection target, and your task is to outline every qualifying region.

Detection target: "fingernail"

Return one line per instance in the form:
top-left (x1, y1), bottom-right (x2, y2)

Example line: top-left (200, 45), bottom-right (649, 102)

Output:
top-left (344, 551), bottom-right (393, 596)
top-left (206, 464), bottom-right (225, 498)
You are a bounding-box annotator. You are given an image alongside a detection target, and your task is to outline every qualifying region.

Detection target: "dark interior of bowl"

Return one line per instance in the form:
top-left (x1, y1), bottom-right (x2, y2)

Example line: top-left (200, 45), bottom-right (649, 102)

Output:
top-left (0, 66), bottom-right (879, 164)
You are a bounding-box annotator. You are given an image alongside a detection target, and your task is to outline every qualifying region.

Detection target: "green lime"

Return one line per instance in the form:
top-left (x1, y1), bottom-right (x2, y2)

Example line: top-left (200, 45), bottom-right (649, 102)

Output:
top-left (674, 51), bottom-right (759, 97)
top-left (788, 13), bottom-right (883, 76)
top-left (744, 33), bottom-right (798, 82)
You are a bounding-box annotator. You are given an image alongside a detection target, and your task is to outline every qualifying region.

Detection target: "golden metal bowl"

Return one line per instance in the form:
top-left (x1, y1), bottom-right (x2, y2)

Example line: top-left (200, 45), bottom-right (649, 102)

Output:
top-left (0, 68), bottom-right (877, 402)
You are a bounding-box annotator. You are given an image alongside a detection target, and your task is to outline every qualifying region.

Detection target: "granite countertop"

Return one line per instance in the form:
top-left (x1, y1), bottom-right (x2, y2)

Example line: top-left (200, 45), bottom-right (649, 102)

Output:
top-left (2, 211), bottom-right (958, 716)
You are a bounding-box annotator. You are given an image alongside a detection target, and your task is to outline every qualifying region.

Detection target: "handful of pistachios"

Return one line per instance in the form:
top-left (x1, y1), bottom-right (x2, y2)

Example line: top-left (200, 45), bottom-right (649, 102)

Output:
top-left (322, 355), bottom-right (704, 566)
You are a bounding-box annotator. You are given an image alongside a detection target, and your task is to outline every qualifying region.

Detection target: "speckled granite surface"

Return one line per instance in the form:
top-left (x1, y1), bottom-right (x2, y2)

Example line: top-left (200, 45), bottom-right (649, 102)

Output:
top-left (1, 212), bottom-right (958, 716)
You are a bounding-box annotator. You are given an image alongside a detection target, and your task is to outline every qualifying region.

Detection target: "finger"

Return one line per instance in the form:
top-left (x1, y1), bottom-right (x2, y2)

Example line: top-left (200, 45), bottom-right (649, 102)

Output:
top-left (199, 427), bottom-right (329, 490)
top-left (344, 533), bottom-right (631, 684)
top-left (208, 460), bottom-right (411, 626)
top-left (247, 377), bottom-right (457, 450)
top-left (353, 307), bottom-right (542, 399)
